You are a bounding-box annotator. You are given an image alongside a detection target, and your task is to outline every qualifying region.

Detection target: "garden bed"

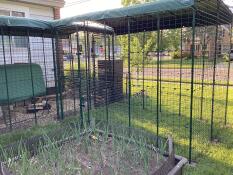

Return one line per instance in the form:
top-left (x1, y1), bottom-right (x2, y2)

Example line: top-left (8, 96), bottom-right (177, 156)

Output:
top-left (0, 124), bottom-right (187, 175)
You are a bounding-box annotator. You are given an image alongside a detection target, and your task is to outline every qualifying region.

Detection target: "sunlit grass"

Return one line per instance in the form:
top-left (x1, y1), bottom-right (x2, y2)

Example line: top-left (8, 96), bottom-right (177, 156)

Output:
top-left (0, 78), bottom-right (232, 174)
top-left (91, 80), bottom-right (233, 174)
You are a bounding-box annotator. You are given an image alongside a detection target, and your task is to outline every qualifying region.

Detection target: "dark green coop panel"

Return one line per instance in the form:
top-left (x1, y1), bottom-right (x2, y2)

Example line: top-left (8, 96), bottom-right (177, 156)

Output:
top-left (0, 64), bottom-right (46, 105)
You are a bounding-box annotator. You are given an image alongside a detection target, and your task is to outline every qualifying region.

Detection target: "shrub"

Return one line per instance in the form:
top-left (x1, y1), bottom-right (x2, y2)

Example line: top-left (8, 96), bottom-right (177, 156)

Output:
top-left (172, 51), bottom-right (191, 59)
top-left (172, 51), bottom-right (180, 59)
top-left (222, 54), bottom-right (230, 62)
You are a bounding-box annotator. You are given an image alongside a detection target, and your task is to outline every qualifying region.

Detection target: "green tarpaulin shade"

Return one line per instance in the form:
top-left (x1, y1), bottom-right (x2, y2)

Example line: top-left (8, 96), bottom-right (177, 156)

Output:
top-left (53, 0), bottom-right (232, 35)
top-left (0, 0), bottom-right (232, 35)
top-left (0, 16), bottom-right (53, 30)
top-left (53, 0), bottom-right (194, 26)
top-left (0, 64), bottom-right (46, 105)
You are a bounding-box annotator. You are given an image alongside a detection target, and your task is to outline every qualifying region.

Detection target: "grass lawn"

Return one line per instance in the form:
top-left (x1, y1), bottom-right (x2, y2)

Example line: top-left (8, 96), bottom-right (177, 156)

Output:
top-left (0, 80), bottom-right (232, 174)
top-left (124, 57), bottom-right (228, 69)
top-left (150, 57), bottom-right (228, 69)
top-left (64, 57), bottom-right (229, 70)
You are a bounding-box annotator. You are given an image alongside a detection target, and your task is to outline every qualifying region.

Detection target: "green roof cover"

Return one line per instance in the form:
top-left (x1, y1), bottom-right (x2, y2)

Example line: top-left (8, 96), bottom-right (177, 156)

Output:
top-left (0, 16), bottom-right (52, 30)
top-left (53, 0), bottom-right (194, 28)
top-left (0, 64), bottom-right (46, 105)
top-left (0, 0), bottom-right (232, 35)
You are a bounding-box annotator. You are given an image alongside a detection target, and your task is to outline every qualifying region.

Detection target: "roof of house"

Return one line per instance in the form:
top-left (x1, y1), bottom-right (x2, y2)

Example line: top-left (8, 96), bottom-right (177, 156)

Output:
top-left (0, 0), bottom-right (232, 36)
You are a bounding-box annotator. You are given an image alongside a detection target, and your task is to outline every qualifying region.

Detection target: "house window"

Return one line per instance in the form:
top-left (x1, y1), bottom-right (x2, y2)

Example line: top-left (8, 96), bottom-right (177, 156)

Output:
top-left (0, 9), bottom-right (10, 16)
top-left (218, 45), bottom-right (222, 55)
top-left (0, 9), bottom-right (27, 48)
top-left (0, 9), bottom-right (25, 17)
top-left (219, 29), bottom-right (226, 38)
top-left (12, 11), bottom-right (25, 17)
top-left (195, 44), bottom-right (200, 52)
top-left (222, 29), bottom-right (225, 37)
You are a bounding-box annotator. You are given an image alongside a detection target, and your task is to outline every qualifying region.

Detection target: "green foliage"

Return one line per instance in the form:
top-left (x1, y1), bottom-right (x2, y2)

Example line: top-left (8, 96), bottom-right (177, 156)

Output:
top-left (3, 123), bottom-right (166, 175)
top-left (119, 1), bottom-right (182, 67)
top-left (161, 29), bottom-right (181, 51)
top-left (117, 33), bottom-right (157, 68)
top-left (222, 53), bottom-right (230, 62)
top-left (172, 51), bottom-right (181, 59)
top-left (121, 0), bottom-right (152, 6)
top-left (172, 51), bottom-right (191, 59)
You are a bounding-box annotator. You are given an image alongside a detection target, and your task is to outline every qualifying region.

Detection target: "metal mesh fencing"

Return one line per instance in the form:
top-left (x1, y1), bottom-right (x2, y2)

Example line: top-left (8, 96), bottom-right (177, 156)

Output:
top-left (0, 0), bottom-right (232, 163)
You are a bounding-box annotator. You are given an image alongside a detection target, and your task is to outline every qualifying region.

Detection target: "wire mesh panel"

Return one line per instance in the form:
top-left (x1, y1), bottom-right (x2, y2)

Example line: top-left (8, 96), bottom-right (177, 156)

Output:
top-left (76, 0), bottom-right (232, 162)
top-left (0, 28), bottom-right (58, 132)
top-left (0, 0), bottom-right (232, 165)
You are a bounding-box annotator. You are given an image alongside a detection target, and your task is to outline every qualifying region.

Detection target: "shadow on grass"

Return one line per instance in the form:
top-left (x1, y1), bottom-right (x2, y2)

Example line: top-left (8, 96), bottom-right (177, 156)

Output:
top-left (91, 98), bottom-right (233, 175)
top-left (0, 96), bottom-right (232, 175)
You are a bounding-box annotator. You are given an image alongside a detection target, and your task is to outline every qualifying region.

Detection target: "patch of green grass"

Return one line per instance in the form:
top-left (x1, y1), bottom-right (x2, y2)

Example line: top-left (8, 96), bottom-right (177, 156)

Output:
top-left (0, 123), bottom-right (59, 146)
top-left (4, 124), bottom-right (166, 175)
top-left (0, 79), bottom-right (232, 175)
top-left (125, 57), bottom-right (228, 69)
top-left (90, 80), bottom-right (233, 174)
top-left (0, 117), bottom-right (78, 146)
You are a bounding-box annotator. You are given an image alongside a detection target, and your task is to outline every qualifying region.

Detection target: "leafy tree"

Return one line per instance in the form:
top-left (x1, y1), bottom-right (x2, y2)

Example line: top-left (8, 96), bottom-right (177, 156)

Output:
top-left (122, 0), bottom-right (152, 6)
top-left (118, 0), bottom-right (182, 70)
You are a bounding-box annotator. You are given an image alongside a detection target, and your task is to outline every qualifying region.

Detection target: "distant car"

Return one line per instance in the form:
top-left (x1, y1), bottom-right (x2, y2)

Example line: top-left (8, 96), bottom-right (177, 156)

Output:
top-left (63, 54), bottom-right (74, 61)
top-left (230, 49), bottom-right (233, 61)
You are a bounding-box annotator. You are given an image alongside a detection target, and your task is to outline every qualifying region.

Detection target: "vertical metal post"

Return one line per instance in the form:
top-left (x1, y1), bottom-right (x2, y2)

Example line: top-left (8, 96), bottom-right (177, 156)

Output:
top-left (127, 18), bottom-right (131, 128)
top-left (87, 27), bottom-right (91, 112)
top-left (84, 22), bottom-right (90, 124)
top-left (189, 9), bottom-right (196, 163)
top-left (51, 34), bottom-right (60, 120)
top-left (156, 16), bottom-right (160, 146)
top-left (69, 34), bottom-right (76, 112)
top-left (76, 31), bottom-right (83, 126)
top-left (108, 36), bottom-right (111, 61)
top-left (92, 34), bottom-right (96, 107)
top-left (159, 30), bottom-right (162, 112)
top-left (42, 35), bottom-right (48, 94)
top-left (142, 30), bottom-right (146, 110)
top-left (200, 28), bottom-right (207, 120)
top-left (179, 27), bottom-right (183, 121)
top-left (112, 34), bottom-right (115, 102)
top-left (104, 22), bottom-right (109, 123)
top-left (210, 4), bottom-right (219, 141)
top-left (1, 27), bottom-right (12, 129)
top-left (55, 32), bottom-right (64, 120)
top-left (224, 24), bottom-right (232, 126)
top-left (41, 34), bottom-right (49, 113)
top-left (27, 30), bottom-right (37, 124)
top-left (8, 34), bottom-right (13, 64)
top-left (9, 31), bottom-right (15, 113)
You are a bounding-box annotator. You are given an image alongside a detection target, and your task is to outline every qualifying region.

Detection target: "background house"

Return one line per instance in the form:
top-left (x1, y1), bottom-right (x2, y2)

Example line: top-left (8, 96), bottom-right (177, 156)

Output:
top-left (183, 26), bottom-right (231, 59)
top-left (0, 0), bottom-right (65, 90)
top-left (0, 0), bottom-right (65, 20)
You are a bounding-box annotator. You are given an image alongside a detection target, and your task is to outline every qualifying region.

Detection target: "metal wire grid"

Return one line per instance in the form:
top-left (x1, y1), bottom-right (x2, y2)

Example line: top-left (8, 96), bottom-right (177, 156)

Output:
top-left (0, 0), bottom-right (232, 163)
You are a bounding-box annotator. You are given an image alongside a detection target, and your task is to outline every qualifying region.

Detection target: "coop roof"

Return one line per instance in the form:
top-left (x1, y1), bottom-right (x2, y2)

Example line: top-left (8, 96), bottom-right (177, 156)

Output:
top-left (54, 0), bottom-right (233, 35)
top-left (0, 16), bottom-right (53, 36)
top-left (0, 0), bottom-right (232, 36)
top-left (0, 16), bottom-right (114, 37)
